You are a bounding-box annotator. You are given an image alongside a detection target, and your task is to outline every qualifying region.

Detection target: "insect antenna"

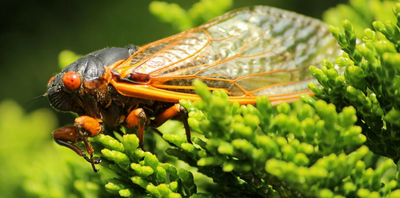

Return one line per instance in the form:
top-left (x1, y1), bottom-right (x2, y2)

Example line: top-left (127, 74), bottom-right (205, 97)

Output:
top-left (27, 93), bottom-right (48, 104)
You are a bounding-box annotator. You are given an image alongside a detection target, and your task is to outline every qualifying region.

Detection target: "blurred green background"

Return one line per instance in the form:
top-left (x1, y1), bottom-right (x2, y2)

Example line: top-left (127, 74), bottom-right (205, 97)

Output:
top-left (0, 0), bottom-right (347, 197)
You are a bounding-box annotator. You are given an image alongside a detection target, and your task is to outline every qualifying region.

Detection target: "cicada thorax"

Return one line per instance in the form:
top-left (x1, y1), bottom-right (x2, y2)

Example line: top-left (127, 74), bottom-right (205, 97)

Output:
top-left (97, 83), bottom-right (177, 129)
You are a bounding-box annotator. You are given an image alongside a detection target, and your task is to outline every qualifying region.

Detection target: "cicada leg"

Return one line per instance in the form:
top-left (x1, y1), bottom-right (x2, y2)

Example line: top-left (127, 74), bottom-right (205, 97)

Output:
top-left (125, 108), bottom-right (148, 149)
top-left (52, 116), bottom-right (103, 172)
top-left (52, 126), bottom-right (92, 162)
top-left (125, 104), bottom-right (191, 149)
top-left (152, 103), bottom-right (192, 144)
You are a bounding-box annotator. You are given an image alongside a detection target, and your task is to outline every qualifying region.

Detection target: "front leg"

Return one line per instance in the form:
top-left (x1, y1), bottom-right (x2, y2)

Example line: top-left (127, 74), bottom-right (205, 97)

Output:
top-left (52, 115), bottom-right (103, 172)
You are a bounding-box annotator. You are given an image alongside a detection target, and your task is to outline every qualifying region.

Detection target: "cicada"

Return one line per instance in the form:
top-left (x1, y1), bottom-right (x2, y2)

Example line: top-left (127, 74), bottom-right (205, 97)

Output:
top-left (46, 6), bottom-right (340, 172)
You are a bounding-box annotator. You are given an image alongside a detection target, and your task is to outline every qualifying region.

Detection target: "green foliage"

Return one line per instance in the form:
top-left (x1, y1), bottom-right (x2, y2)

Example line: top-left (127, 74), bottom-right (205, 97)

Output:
top-left (149, 0), bottom-right (233, 31)
top-left (311, 0), bottom-right (400, 161)
top-left (82, 80), bottom-right (399, 197)
top-left (90, 133), bottom-right (195, 198)
top-left (323, 0), bottom-right (397, 38)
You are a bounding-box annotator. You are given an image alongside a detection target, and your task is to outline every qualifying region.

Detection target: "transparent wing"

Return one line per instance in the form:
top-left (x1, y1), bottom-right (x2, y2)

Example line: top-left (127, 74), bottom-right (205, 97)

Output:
top-left (113, 6), bottom-right (340, 100)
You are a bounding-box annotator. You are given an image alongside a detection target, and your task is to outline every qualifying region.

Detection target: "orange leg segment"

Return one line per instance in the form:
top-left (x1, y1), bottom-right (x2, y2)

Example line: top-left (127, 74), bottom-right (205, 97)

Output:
top-left (52, 126), bottom-right (88, 159)
top-left (52, 116), bottom-right (103, 172)
top-left (125, 108), bottom-right (148, 147)
top-left (152, 103), bottom-right (192, 143)
top-left (125, 104), bottom-right (192, 149)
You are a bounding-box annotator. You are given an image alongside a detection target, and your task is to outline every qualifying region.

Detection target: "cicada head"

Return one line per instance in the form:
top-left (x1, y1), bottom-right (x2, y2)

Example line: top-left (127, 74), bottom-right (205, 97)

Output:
top-left (47, 45), bottom-right (138, 115)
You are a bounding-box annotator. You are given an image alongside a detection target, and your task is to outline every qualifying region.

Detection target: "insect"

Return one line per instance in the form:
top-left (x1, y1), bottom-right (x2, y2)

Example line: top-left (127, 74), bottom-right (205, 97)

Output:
top-left (46, 6), bottom-right (340, 172)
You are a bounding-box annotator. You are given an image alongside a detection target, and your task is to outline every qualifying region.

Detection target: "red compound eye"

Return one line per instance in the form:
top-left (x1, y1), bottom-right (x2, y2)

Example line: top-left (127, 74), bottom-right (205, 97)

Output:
top-left (62, 72), bottom-right (81, 90)
top-left (48, 76), bottom-right (55, 86)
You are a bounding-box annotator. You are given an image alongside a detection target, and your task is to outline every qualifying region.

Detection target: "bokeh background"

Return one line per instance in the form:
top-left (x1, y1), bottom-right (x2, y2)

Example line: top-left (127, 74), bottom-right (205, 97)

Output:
top-left (0, 0), bottom-right (347, 197)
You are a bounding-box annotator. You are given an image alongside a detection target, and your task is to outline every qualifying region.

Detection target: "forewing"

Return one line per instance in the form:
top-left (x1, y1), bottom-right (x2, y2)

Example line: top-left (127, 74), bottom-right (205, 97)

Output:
top-left (113, 6), bottom-right (340, 101)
